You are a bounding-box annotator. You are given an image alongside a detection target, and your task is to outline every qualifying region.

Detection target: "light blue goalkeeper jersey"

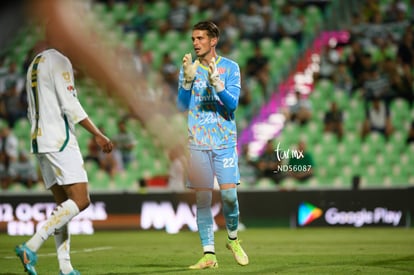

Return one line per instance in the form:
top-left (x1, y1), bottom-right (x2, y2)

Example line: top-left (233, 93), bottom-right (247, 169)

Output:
top-left (177, 56), bottom-right (241, 150)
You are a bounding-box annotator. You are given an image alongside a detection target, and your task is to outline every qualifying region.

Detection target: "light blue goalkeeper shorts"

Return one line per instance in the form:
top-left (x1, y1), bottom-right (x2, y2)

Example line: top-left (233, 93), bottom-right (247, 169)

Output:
top-left (187, 147), bottom-right (240, 189)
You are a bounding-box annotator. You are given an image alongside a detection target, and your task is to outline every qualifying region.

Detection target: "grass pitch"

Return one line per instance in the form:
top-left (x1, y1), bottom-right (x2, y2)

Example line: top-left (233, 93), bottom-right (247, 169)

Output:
top-left (1, 228), bottom-right (414, 274)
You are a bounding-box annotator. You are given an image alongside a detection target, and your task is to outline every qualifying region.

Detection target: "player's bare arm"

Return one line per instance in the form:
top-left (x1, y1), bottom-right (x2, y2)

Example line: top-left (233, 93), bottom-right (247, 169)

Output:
top-left (79, 118), bottom-right (113, 153)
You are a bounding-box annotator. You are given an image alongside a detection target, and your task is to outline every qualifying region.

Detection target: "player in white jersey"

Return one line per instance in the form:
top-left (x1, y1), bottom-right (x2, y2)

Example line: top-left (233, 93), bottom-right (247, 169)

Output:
top-left (15, 36), bottom-right (113, 275)
top-left (177, 21), bottom-right (248, 269)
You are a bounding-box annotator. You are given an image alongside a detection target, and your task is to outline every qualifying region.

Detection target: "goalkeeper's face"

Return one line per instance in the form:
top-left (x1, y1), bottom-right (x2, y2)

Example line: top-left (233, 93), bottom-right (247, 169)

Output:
top-left (192, 30), bottom-right (217, 59)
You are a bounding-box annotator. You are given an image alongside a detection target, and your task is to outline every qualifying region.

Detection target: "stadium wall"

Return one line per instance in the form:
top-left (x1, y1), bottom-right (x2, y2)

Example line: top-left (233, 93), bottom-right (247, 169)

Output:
top-left (1, 188), bottom-right (413, 235)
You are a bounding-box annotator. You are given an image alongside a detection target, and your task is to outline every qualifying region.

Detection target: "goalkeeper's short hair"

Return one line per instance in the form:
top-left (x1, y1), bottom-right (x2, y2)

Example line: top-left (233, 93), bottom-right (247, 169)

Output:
top-left (193, 21), bottom-right (220, 39)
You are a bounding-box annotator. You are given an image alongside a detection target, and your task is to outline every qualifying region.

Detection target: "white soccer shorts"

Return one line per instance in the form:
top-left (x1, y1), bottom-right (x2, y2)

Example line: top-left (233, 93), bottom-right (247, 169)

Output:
top-left (36, 145), bottom-right (88, 189)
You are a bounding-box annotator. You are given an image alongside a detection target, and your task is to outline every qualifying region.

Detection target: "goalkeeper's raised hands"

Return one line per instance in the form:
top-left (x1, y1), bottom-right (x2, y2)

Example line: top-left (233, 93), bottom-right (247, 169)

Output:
top-left (182, 53), bottom-right (200, 90)
top-left (208, 57), bottom-right (224, 92)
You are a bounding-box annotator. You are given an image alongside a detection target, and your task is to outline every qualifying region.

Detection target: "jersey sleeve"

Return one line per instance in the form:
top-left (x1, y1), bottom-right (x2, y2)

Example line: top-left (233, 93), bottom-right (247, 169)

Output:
top-left (217, 61), bottom-right (241, 113)
top-left (52, 54), bottom-right (88, 124)
top-left (177, 66), bottom-right (191, 111)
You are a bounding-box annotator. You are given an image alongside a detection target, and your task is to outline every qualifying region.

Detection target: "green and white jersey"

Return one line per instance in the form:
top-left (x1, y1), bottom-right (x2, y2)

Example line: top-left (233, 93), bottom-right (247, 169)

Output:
top-left (26, 49), bottom-right (87, 153)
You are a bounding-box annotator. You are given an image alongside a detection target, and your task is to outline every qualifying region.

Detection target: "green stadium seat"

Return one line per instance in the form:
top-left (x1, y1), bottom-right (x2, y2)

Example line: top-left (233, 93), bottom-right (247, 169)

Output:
top-left (13, 119), bottom-right (30, 140)
top-left (259, 38), bottom-right (276, 56)
top-left (311, 143), bottom-right (325, 165)
top-left (148, 1), bottom-right (169, 20)
top-left (375, 152), bottom-right (389, 168)
top-left (113, 170), bottom-right (138, 191)
top-left (190, 10), bottom-right (213, 25)
top-left (382, 142), bottom-right (399, 164)
top-left (315, 167), bottom-right (336, 187)
top-left (312, 94), bottom-right (330, 113)
top-left (362, 164), bottom-right (385, 187)
top-left (349, 155), bottom-right (365, 177)
top-left (249, 82), bottom-right (265, 111)
top-left (314, 166), bottom-right (328, 185)
top-left (342, 132), bottom-right (362, 153)
top-left (313, 79), bottom-right (335, 101)
top-left (150, 156), bottom-right (169, 176)
top-left (384, 173), bottom-right (408, 188)
top-left (305, 5), bottom-right (323, 23)
top-left (268, 55), bottom-right (286, 84)
top-left (359, 143), bottom-right (377, 166)
top-left (150, 48), bottom-right (165, 69)
top-left (392, 117), bottom-right (406, 133)
top-left (367, 164), bottom-right (384, 185)
top-left (279, 37), bottom-right (298, 59)
top-left (332, 91), bottom-right (349, 110)
top-left (173, 40), bottom-right (191, 61)
top-left (279, 123), bottom-right (301, 147)
top-left (334, 143), bottom-right (350, 165)
top-left (308, 120), bottom-right (324, 134)
top-left (347, 96), bottom-right (365, 123)
top-left (368, 46), bottom-right (385, 63)
top-left (85, 161), bottom-right (100, 177)
top-left (391, 163), bottom-right (409, 182)
top-left (164, 30), bottom-right (181, 46)
top-left (255, 178), bottom-right (276, 190)
top-left (344, 112), bottom-right (362, 132)
top-left (129, 160), bottom-right (147, 184)
top-left (301, 121), bottom-right (323, 146)
top-left (238, 39), bottom-right (255, 58)
top-left (389, 130), bottom-right (405, 153)
top-left (304, 6), bottom-right (322, 35)
top-left (228, 48), bottom-right (246, 68)
top-left (391, 97), bottom-right (410, 113)
top-left (389, 169), bottom-right (409, 187)
top-left (138, 148), bottom-right (156, 170)
top-left (320, 132), bottom-right (339, 154)
top-left (340, 165), bottom-right (354, 185)
top-left (80, 94), bottom-right (94, 110)
top-left (271, 47), bottom-right (289, 69)
top-left (391, 99), bottom-right (410, 131)
top-left (407, 143), bottom-right (414, 157)
top-left (400, 151), bottom-right (412, 170)
top-left (89, 169), bottom-right (112, 191)
top-left (96, 116), bottom-right (117, 138)
top-left (142, 30), bottom-right (160, 51)
top-left (303, 176), bottom-right (319, 189)
top-left (324, 154), bottom-right (339, 176)
top-left (112, 2), bottom-right (129, 22)
top-left (332, 173), bottom-right (352, 189)
top-left (364, 132), bottom-right (386, 154)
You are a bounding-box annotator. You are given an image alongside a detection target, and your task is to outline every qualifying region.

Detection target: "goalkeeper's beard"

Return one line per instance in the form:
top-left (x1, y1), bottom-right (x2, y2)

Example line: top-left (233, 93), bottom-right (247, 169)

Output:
top-left (196, 48), bottom-right (213, 61)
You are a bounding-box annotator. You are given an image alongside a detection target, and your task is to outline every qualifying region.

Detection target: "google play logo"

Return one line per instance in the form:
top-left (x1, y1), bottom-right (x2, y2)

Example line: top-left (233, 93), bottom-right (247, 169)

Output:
top-left (298, 202), bottom-right (323, 226)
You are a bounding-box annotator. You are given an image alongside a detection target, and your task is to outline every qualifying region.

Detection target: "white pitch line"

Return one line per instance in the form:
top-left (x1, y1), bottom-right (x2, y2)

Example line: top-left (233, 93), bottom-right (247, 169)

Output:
top-left (4, 246), bottom-right (112, 259)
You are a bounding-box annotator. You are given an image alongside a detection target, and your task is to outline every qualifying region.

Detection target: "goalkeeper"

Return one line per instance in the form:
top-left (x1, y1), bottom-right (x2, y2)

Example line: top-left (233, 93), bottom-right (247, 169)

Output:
top-left (177, 21), bottom-right (248, 269)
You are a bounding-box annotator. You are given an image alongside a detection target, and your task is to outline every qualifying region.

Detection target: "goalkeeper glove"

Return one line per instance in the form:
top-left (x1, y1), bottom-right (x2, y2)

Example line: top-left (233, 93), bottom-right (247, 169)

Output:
top-left (182, 53), bottom-right (200, 90)
top-left (208, 57), bottom-right (224, 92)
